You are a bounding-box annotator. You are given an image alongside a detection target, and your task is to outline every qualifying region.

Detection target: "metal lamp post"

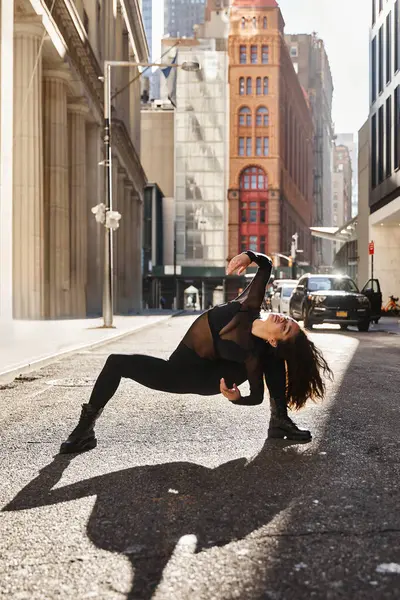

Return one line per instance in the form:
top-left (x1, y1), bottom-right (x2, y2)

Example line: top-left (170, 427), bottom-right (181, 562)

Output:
top-left (100, 59), bottom-right (200, 328)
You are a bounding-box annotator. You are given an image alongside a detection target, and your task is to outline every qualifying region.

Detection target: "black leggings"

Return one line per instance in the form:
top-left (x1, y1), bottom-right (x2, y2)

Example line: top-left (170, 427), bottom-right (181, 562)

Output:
top-left (88, 342), bottom-right (285, 411)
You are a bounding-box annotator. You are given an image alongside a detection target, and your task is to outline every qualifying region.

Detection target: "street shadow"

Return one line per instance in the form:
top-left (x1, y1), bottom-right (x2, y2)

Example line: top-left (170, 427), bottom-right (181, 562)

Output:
top-left (3, 438), bottom-right (312, 599)
top-left (252, 333), bottom-right (400, 598)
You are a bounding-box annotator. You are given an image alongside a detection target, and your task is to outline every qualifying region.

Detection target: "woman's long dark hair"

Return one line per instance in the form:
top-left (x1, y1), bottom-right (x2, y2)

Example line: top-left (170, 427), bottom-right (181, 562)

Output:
top-left (276, 329), bottom-right (333, 410)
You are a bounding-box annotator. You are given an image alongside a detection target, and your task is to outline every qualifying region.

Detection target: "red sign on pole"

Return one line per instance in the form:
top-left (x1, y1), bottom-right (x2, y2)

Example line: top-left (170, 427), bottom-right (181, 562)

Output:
top-left (369, 241), bottom-right (375, 255)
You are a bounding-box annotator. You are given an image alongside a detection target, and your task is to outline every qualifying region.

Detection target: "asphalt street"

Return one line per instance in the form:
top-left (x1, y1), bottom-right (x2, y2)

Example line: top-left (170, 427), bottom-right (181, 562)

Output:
top-left (1, 314), bottom-right (400, 600)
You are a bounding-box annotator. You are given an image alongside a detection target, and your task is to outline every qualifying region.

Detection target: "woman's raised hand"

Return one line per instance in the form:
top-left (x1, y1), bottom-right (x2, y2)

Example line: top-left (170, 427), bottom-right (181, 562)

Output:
top-left (220, 378), bottom-right (241, 402)
top-left (226, 252), bottom-right (252, 276)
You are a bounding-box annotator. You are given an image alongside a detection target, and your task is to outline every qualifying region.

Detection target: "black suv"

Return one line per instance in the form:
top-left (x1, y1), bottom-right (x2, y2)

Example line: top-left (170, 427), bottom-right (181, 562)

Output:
top-left (289, 274), bottom-right (382, 332)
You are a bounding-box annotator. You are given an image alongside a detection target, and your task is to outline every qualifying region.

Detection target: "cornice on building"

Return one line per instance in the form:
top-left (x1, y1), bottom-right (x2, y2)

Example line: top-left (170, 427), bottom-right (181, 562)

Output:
top-left (42, 0), bottom-right (103, 109)
top-left (37, 1), bottom-right (146, 196)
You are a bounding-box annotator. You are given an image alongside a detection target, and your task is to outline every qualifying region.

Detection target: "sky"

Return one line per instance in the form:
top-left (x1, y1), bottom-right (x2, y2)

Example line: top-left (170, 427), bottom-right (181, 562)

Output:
top-left (278, 0), bottom-right (370, 136)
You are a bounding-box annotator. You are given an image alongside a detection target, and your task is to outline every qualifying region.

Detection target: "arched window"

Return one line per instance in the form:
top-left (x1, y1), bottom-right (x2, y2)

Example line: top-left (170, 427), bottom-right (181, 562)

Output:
top-left (263, 76), bottom-right (269, 95)
top-left (240, 166), bottom-right (268, 191)
top-left (241, 16), bottom-right (246, 29)
top-left (246, 77), bottom-right (252, 94)
top-left (239, 77), bottom-right (245, 95)
top-left (252, 16), bottom-right (257, 29)
top-left (256, 106), bottom-right (269, 126)
top-left (263, 16), bottom-right (267, 29)
top-left (239, 107), bottom-right (252, 126)
top-left (256, 77), bottom-right (262, 95)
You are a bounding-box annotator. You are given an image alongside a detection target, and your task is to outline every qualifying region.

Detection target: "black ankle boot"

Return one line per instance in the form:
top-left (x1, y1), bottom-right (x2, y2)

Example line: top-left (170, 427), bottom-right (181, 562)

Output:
top-left (268, 397), bottom-right (312, 442)
top-left (59, 404), bottom-right (103, 454)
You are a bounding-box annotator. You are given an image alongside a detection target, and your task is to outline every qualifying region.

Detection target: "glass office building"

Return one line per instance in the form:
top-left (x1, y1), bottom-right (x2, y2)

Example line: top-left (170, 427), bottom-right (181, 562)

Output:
top-left (173, 42), bottom-right (229, 268)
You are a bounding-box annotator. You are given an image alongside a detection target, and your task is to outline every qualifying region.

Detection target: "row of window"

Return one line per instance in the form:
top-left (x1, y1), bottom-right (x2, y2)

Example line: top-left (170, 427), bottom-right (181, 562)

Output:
top-left (238, 137), bottom-right (270, 157)
top-left (241, 16), bottom-right (268, 30)
top-left (238, 106), bottom-right (269, 127)
top-left (240, 235), bottom-right (267, 254)
top-left (241, 201), bottom-right (267, 224)
top-left (239, 77), bottom-right (269, 96)
top-left (239, 45), bottom-right (269, 65)
top-left (371, 1), bottom-right (400, 102)
top-left (371, 84), bottom-right (400, 188)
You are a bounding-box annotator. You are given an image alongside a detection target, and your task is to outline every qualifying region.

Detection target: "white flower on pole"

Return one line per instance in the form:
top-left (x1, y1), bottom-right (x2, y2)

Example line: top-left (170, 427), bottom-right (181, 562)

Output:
top-left (91, 203), bottom-right (106, 224)
top-left (106, 210), bottom-right (122, 231)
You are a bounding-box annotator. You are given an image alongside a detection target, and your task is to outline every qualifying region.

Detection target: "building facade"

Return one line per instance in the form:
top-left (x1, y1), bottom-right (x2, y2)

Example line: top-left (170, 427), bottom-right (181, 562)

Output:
top-left (357, 120), bottom-right (370, 287)
top-left (285, 32), bottom-right (334, 268)
top-left (165, 0), bottom-right (206, 38)
top-left (141, 0), bottom-right (165, 99)
top-left (336, 133), bottom-right (358, 218)
top-left (144, 2), bottom-right (231, 309)
top-left (228, 0), bottom-right (313, 277)
top-left (370, 0), bottom-right (400, 301)
top-left (333, 144), bottom-right (353, 227)
top-left (140, 103), bottom-right (175, 306)
top-left (0, 0), bottom-right (148, 321)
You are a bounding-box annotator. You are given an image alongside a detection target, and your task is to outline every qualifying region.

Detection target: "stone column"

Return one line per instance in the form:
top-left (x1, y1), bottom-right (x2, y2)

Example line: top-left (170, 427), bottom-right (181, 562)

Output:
top-left (13, 20), bottom-right (45, 319)
top-left (86, 123), bottom-right (103, 316)
top-left (132, 193), bottom-right (143, 311)
top-left (111, 159), bottom-right (119, 311)
top-left (115, 168), bottom-right (126, 313)
top-left (43, 68), bottom-right (70, 318)
top-left (68, 101), bottom-right (89, 317)
top-left (0, 0), bottom-right (15, 321)
top-left (122, 181), bottom-right (135, 313)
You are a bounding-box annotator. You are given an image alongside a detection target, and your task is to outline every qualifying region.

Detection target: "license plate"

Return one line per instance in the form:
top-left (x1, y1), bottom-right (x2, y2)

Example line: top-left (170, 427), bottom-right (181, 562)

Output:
top-left (336, 311), bottom-right (348, 318)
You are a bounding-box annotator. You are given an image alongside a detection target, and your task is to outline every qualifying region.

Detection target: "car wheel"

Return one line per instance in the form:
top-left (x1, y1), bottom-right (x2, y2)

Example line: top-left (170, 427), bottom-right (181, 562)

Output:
top-left (357, 319), bottom-right (370, 332)
top-left (340, 324), bottom-right (348, 331)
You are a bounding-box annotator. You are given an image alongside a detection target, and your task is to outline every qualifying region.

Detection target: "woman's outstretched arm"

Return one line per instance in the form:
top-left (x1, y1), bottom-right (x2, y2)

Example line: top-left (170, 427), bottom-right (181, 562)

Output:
top-left (228, 251), bottom-right (273, 310)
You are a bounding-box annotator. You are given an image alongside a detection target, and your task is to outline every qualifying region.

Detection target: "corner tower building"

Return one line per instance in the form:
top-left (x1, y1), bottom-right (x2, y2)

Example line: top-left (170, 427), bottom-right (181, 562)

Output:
top-left (228, 0), bottom-right (314, 269)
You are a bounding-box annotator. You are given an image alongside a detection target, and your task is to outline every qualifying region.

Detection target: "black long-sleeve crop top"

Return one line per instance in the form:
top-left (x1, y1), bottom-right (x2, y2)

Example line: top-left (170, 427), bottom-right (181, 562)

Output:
top-left (181, 251), bottom-right (273, 405)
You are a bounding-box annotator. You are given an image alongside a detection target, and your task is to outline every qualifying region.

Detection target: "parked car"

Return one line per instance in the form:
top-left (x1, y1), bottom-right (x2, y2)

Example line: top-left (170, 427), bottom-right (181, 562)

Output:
top-left (271, 282), bottom-right (297, 315)
top-left (272, 278), bottom-right (298, 290)
top-left (264, 279), bottom-right (297, 312)
top-left (289, 274), bottom-right (382, 331)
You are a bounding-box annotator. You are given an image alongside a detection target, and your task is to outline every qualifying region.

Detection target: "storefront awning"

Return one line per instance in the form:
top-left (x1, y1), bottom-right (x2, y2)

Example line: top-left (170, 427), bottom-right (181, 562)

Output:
top-left (310, 216), bottom-right (358, 243)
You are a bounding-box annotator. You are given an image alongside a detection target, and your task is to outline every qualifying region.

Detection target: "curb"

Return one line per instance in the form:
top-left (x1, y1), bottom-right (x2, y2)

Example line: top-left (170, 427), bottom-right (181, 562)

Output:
top-left (0, 312), bottom-right (184, 384)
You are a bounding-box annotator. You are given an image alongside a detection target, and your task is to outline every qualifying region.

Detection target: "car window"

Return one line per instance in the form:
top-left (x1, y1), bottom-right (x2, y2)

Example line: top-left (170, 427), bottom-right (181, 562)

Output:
top-left (308, 277), bottom-right (359, 293)
top-left (308, 278), bottom-right (333, 291)
top-left (363, 279), bottom-right (380, 293)
top-left (333, 279), bottom-right (359, 292)
top-left (282, 285), bottom-right (295, 298)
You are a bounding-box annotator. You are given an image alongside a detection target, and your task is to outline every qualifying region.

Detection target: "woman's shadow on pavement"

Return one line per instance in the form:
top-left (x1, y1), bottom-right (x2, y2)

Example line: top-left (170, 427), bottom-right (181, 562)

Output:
top-left (3, 440), bottom-right (311, 599)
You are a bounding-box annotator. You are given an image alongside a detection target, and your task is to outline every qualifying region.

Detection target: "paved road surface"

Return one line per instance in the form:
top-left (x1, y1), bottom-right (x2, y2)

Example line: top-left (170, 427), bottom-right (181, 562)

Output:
top-left (1, 315), bottom-right (399, 599)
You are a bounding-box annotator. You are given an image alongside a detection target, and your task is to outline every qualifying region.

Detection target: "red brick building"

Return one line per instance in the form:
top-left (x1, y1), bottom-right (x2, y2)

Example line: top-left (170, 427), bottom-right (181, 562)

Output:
top-left (228, 0), bottom-right (314, 267)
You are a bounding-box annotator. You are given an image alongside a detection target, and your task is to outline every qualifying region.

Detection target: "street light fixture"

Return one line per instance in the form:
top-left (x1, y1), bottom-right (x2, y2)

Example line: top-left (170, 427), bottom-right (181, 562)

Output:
top-left (99, 58), bottom-right (200, 328)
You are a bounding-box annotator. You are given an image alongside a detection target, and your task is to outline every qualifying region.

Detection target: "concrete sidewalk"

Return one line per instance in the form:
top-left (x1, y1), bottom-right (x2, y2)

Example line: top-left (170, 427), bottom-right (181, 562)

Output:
top-left (373, 316), bottom-right (400, 334)
top-left (0, 312), bottom-right (178, 383)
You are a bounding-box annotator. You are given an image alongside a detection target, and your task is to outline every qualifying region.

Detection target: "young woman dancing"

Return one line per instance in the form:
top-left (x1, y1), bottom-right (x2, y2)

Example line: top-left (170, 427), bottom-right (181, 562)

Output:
top-left (60, 251), bottom-right (332, 454)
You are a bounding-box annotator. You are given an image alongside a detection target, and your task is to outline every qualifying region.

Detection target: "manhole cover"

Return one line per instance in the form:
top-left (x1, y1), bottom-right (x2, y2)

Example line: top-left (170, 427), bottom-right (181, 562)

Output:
top-left (46, 378), bottom-right (95, 388)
